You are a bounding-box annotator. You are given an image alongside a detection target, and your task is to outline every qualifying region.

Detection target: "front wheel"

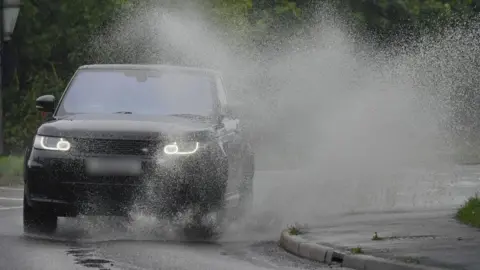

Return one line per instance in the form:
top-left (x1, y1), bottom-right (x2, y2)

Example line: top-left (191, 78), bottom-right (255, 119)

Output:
top-left (23, 195), bottom-right (58, 234)
top-left (237, 177), bottom-right (254, 217)
top-left (181, 206), bottom-right (225, 240)
top-left (239, 151), bottom-right (255, 216)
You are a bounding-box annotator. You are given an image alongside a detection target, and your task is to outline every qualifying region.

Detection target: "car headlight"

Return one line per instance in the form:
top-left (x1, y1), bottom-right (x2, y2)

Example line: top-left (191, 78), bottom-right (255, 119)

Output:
top-left (33, 135), bottom-right (71, 151)
top-left (163, 141), bottom-right (200, 155)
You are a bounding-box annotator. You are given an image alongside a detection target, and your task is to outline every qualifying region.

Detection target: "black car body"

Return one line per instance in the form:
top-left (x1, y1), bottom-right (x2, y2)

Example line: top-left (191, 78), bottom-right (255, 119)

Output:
top-left (23, 64), bottom-right (255, 233)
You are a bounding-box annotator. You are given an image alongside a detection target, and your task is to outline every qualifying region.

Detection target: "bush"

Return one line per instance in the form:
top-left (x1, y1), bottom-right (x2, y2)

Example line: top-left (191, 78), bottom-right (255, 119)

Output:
top-left (0, 156), bottom-right (23, 186)
top-left (456, 195), bottom-right (480, 228)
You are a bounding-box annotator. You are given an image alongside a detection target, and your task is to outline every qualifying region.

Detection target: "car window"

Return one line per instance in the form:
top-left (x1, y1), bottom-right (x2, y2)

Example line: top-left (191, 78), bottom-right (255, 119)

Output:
top-left (56, 70), bottom-right (216, 117)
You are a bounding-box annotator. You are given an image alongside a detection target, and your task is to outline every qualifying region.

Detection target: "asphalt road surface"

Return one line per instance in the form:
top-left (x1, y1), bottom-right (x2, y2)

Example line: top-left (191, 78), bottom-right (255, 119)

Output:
top-left (0, 181), bottom-right (350, 270)
top-left (1, 164), bottom-right (478, 270)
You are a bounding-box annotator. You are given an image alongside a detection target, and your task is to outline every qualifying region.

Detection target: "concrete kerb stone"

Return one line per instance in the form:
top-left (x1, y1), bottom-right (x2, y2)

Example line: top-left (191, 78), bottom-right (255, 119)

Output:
top-left (298, 242), bottom-right (329, 263)
top-left (278, 230), bottom-right (448, 270)
top-left (279, 230), bottom-right (302, 255)
top-left (279, 230), bottom-right (334, 264)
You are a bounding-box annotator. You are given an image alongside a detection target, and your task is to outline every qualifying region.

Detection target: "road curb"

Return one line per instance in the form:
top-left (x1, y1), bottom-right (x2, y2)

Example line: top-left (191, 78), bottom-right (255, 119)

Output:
top-left (278, 230), bottom-right (447, 270)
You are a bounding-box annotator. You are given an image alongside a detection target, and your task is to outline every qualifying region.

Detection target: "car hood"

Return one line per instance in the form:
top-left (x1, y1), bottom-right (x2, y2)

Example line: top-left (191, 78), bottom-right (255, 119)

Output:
top-left (37, 114), bottom-right (216, 140)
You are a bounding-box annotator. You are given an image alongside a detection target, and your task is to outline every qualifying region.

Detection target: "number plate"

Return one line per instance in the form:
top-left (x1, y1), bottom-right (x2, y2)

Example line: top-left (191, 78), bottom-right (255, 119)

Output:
top-left (85, 158), bottom-right (142, 176)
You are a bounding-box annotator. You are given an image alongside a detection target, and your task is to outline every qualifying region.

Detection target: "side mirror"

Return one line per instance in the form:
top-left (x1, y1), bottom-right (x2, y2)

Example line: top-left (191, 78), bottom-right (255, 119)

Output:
top-left (36, 95), bottom-right (56, 113)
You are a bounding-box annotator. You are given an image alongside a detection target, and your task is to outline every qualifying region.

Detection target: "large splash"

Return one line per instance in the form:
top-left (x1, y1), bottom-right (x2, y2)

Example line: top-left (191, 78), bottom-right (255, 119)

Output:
top-left (84, 1), bottom-right (480, 240)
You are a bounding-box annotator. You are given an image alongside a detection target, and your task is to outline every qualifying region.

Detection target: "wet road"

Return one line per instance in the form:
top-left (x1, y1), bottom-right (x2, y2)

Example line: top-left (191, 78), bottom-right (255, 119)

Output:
top-left (0, 164), bottom-right (479, 270)
top-left (0, 182), bottom-right (349, 270)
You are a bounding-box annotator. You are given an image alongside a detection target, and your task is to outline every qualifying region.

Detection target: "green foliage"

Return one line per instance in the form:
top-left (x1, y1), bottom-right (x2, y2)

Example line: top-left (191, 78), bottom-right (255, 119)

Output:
top-left (4, 65), bottom-right (65, 150)
top-left (351, 246), bottom-right (364, 254)
top-left (372, 232), bottom-right (384, 241)
top-left (208, 0), bottom-right (301, 39)
top-left (287, 222), bottom-right (308, 235)
top-left (13, 0), bottom-right (127, 77)
top-left (0, 156), bottom-right (23, 186)
top-left (456, 194), bottom-right (480, 228)
top-left (5, 0), bottom-right (127, 152)
top-left (3, 0), bottom-right (480, 152)
top-left (287, 225), bottom-right (303, 235)
top-left (333, 0), bottom-right (477, 45)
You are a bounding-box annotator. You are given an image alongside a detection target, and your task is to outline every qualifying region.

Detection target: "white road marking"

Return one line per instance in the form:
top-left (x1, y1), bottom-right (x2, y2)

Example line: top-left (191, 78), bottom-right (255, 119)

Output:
top-left (0, 206), bottom-right (22, 210)
top-left (0, 187), bottom-right (23, 191)
top-left (449, 181), bottom-right (480, 188)
top-left (0, 197), bottom-right (23, 201)
top-left (226, 194), bottom-right (240, 201)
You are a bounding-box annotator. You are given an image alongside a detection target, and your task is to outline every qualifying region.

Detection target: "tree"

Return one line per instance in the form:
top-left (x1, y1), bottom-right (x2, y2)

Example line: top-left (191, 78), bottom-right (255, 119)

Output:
top-left (4, 0), bottom-right (127, 152)
top-left (4, 0), bottom-right (480, 153)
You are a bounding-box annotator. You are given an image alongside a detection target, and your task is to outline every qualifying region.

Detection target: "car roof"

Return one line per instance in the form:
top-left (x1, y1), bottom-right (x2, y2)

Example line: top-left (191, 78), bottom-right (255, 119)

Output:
top-left (78, 64), bottom-right (222, 77)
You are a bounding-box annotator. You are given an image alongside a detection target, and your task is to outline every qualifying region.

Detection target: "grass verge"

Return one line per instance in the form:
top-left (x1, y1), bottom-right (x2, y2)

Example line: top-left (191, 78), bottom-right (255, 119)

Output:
top-left (456, 194), bottom-right (480, 228)
top-left (287, 223), bottom-right (308, 235)
top-left (351, 246), bottom-right (364, 254)
top-left (372, 232), bottom-right (384, 241)
top-left (0, 156), bottom-right (23, 186)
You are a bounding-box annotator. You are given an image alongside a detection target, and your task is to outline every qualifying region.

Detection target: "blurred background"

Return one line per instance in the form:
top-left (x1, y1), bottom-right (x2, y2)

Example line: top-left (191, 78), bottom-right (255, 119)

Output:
top-left (3, 0), bottom-right (480, 177)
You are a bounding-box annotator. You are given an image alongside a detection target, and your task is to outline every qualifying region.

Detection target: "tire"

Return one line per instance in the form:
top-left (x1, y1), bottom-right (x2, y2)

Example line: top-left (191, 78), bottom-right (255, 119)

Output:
top-left (182, 206), bottom-right (224, 240)
top-left (238, 177), bottom-right (254, 216)
top-left (23, 195), bottom-right (58, 234)
top-left (239, 151), bottom-right (254, 215)
top-left (229, 154), bottom-right (254, 221)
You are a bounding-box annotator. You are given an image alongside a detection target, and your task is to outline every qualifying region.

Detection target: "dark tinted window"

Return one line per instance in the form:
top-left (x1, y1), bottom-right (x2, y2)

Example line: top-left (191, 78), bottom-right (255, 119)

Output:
top-left (56, 69), bottom-right (216, 117)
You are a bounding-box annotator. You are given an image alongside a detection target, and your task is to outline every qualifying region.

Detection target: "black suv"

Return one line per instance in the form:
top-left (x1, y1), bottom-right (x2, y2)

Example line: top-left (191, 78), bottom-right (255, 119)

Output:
top-left (23, 64), bottom-right (255, 234)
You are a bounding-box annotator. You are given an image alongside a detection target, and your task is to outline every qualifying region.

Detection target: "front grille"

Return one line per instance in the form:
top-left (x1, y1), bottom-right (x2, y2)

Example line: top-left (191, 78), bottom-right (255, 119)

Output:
top-left (71, 138), bottom-right (162, 157)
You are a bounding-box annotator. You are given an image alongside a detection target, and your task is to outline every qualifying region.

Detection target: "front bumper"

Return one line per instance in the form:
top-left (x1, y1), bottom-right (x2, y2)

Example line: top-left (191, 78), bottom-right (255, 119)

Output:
top-left (25, 144), bottom-right (228, 216)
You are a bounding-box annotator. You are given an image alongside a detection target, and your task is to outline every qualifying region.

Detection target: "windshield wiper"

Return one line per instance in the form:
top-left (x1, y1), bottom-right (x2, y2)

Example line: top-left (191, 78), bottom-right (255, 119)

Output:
top-left (113, 111), bottom-right (133, 114)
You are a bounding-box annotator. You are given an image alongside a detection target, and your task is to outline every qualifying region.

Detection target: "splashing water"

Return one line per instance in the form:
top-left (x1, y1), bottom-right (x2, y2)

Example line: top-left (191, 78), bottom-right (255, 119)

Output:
top-left (83, 1), bottom-right (480, 240)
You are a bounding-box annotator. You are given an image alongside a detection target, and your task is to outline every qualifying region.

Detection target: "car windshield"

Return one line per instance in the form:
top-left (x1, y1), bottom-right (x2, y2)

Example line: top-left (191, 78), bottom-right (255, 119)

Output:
top-left (56, 69), bottom-right (217, 118)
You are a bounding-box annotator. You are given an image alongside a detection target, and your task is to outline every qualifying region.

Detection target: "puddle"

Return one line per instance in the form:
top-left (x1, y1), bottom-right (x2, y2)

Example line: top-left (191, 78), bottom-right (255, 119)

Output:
top-left (67, 247), bottom-right (117, 269)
